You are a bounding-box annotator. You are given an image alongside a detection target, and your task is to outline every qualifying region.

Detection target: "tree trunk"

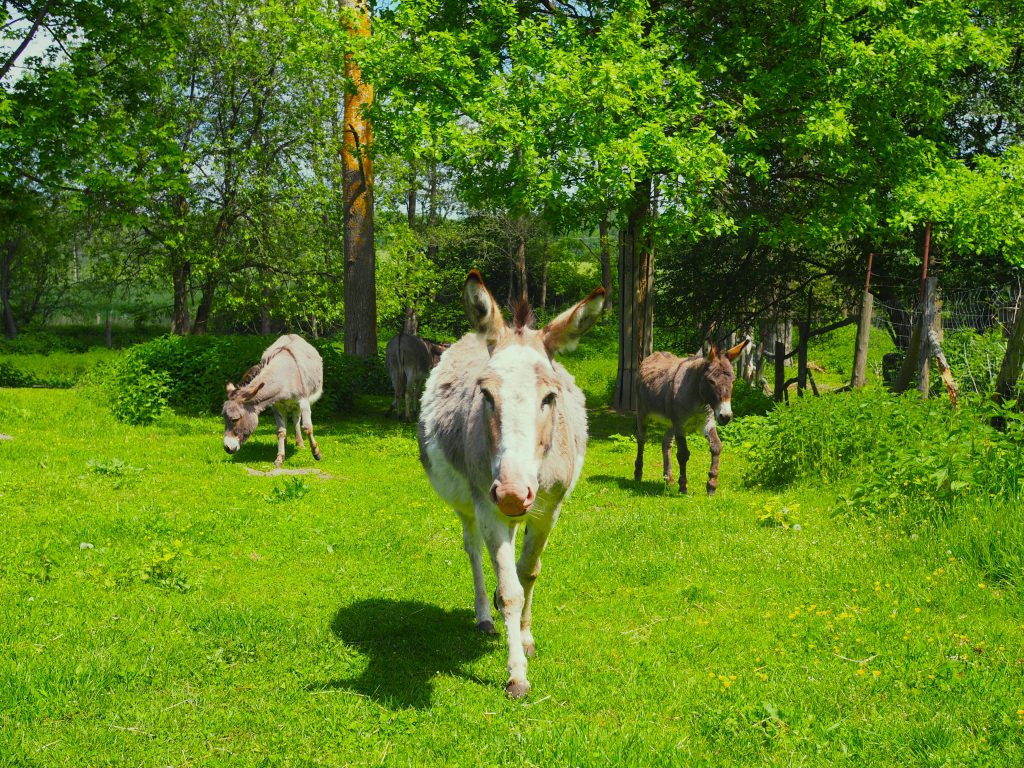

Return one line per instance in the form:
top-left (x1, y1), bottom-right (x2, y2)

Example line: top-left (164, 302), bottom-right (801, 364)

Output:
top-left (426, 158), bottom-right (439, 261)
top-left (341, 0), bottom-right (377, 358)
top-left (995, 302), bottom-right (1024, 407)
top-left (261, 286), bottom-right (272, 334)
top-left (171, 261), bottom-right (192, 336)
top-left (851, 290), bottom-right (874, 388)
top-left (613, 178), bottom-right (655, 413)
top-left (191, 276), bottom-right (217, 335)
top-left (599, 215), bottom-right (612, 311)
top-left (1, 239), bottom-right (18, 340)
top-left (540, 236), bottom-right (549, 312)
top-left (511, 220), bottom-right (528, 307)
top-left (407, 165), bottom-right (417, 229)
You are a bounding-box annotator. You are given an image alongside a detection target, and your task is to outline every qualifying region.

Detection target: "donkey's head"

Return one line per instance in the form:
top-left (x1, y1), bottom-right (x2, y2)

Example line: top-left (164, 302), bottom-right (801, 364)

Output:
top-left (464, 271), bottom-right (604, 518)
top-left (701, 338), bottom-right (750, 425)
top-left (221, 381), bottom-right (264, 454)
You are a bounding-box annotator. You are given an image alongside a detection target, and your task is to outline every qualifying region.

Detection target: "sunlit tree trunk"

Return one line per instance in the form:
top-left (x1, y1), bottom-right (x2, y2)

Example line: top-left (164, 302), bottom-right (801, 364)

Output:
top-left (2, 239), bottom-right (18, 340)
top-left (613, 178), bottom-right (655, 413)
top-left (342, 0), bottom-right (377, 358)
top-left (599, 215), bottom-right (612, 311)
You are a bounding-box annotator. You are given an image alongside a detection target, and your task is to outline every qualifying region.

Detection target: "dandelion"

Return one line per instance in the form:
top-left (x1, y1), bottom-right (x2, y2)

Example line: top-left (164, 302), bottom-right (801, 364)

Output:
top-left (856, 669), bottom-right (866, 676)
top-left (872, 670), bottom-right (881, 677)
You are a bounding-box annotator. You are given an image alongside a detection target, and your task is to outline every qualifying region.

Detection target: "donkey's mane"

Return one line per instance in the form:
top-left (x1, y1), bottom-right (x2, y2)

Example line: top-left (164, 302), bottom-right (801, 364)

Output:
top-left (509, 298), bottom-right (536, 331)
top-left (238, 363), bottom-right (264, 387)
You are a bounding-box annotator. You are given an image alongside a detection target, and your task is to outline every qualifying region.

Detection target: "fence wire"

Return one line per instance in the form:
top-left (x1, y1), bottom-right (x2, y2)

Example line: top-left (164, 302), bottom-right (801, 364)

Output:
top-left (873, 279), bottom-right (1023, 395)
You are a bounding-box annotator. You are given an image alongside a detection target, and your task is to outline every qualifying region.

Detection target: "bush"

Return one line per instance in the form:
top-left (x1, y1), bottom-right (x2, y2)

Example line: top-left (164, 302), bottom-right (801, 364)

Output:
top-left (743, 388), bottom-right (1024, 521)
top-left (103, 334), bottom-right (388, 421)
top-left (0, 360), bottom-right (37, 388)
top-left (731, 379), bottom-right (774, 417)
top-left (108, 366), bottom-right (171, 426)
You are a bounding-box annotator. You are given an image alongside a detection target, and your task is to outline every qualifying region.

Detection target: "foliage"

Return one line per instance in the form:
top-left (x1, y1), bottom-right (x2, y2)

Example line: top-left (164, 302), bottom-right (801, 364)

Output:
top-left (100, 334), bottom-right (388, 421)
top-left (731, 379), bottom-right (774, 418)
top-left (107, 363), bottom-right (171, 426)
top-left (266, 477), bottom-right (311, 504)
top-left (0, 359), bottom-right (36, 387)
top-left (743, 388), bottom-right (1024, 521)
top-left (944, 327), bottom-right (1016, 396)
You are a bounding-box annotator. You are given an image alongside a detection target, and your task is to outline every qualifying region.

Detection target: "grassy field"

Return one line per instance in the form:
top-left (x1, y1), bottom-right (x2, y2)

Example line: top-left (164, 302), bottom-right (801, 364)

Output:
top-left (2, 343), bottom-right (1023, 766)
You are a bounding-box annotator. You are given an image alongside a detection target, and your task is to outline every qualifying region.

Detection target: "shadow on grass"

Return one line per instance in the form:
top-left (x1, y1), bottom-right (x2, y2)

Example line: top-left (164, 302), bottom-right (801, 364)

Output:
top-left (587, 473), bottom-right (674, 497)
top-left (315, 598), bottom-right (497, 709)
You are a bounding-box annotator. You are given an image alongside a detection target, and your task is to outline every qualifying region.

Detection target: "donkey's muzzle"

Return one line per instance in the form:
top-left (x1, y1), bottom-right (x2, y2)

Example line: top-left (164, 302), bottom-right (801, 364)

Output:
top-left (490, 481), bottom-right (535, 517)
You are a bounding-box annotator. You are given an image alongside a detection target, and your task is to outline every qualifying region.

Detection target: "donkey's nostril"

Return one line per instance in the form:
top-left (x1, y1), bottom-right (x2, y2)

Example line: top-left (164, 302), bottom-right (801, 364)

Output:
top-left (489, 483), bottom-right (500, 504)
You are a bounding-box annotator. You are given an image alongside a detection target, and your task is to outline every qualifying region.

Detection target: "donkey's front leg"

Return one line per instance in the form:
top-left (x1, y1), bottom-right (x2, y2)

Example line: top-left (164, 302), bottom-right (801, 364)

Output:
top-left (675, 423), bottom-right (690, 494)
top-left (481, 513), bottom-right (529, 698)
top-left (271, 406), bottom-right (287, 467)
top-left (460, 513), bottom-right (494, 634)
top-left (517, 514), bottom-right (556, 658)
top-left (703, 415), bottom-right (722, 496)
top-left (300, 400), bottom-right (321, 460)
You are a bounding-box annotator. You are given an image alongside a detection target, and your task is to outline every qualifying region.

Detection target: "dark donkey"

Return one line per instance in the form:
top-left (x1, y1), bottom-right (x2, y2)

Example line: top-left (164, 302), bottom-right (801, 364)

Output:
top-left (634, 339), bottom-right (749, 495)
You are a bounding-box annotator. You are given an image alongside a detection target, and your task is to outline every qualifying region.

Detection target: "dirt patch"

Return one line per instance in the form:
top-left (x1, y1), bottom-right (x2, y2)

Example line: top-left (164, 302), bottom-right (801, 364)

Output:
top-left (0, 434), bottom-right (12, 441)
top-left (243, 466), bottom-right (333, 479)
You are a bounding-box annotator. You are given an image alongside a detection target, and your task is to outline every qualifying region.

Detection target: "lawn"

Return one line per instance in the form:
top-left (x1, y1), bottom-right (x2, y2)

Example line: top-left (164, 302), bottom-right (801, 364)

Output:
top-left (1, 352), bottom-right (1023, 765)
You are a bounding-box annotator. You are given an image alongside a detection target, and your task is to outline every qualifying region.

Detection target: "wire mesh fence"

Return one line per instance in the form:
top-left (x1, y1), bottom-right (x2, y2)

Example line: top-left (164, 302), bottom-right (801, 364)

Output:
top-left (873, 278), bottom-right (1023, 395)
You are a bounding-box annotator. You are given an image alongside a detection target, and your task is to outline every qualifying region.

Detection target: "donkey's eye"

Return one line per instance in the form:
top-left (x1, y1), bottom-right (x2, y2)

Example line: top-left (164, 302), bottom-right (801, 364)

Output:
top-left (541, 392), bottom-right (557, 409)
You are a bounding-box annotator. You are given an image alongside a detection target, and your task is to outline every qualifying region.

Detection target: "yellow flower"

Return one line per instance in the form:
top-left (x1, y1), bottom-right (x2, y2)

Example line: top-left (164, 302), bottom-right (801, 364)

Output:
top-left (872, 670), bottom-right (881, 677)
top-left (856, 669), bottom-right (866, 676)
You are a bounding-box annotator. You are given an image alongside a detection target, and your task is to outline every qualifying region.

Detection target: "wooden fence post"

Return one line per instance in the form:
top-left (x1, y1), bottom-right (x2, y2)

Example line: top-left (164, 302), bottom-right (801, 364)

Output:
top-left (851, 291), bottom-right (873, 388)
top-left (917, 276), bottom-right (938, 397)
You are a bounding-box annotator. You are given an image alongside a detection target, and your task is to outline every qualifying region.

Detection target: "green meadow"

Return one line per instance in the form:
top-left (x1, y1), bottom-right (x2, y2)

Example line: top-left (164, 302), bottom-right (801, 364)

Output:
top-left (1, 338), bottom-right (1023, 767)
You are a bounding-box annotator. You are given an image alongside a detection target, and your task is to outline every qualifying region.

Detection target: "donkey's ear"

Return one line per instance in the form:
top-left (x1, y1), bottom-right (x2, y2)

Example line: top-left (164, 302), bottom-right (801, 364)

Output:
top-left (463, 270), bottom-right (505, 343)
top-left (724, 337), bottom-right (750, 362)
top-left (226, 381), bottom-right (237, 396)
top-left (542, 287), bottom-right (605, 356)
top-left (241, 381), bottom-right (265, 403)
top-left (706, 345), bottom-right (719, 362)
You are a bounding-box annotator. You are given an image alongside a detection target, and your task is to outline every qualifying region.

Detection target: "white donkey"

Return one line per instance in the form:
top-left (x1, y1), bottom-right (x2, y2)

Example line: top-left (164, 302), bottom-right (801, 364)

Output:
top-left (418, 271), bottom-right (604, 698)
top-left (222, 334), bottom-right (323, 467)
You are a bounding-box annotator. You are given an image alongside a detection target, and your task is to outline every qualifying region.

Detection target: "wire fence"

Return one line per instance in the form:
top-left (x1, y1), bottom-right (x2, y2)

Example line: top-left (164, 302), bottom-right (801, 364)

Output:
top-left (873, 278), bottom-right (1023, 395)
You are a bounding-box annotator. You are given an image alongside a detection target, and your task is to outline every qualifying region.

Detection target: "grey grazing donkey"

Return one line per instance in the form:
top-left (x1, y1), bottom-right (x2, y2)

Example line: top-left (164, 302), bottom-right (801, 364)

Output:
top-left (418, 271), bottom-right (605, 698)
top-left (634, 339), bottom-right (749, 496)
top-left (384, 332), bottom-right (449, 421)
top-left (222, 334), bottom-right (323, 467)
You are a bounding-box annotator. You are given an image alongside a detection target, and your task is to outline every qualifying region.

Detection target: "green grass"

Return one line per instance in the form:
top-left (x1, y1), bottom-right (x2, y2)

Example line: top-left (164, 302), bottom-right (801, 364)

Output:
top-left (1, 360), bottom-right (1023, 765)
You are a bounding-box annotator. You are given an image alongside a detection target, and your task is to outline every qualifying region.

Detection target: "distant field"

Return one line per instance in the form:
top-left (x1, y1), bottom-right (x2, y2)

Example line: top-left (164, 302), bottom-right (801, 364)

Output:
top-left (1, 336), bottom-right (1021, 766)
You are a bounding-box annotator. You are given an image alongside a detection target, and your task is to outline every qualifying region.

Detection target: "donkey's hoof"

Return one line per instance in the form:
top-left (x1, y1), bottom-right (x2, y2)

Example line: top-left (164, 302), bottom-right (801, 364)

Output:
top-left (313, 450), bottom-right (322, 461)
top-left (274, 458), bottom-right (284, 469)
top-left (476, 620), bottom-right (497, 635)
top-left (706, 485), bottom-right (716, 497)
top-left (679, 484), bottom-right (689, 495)
top-left (505, 678), bottom-right (531, 699)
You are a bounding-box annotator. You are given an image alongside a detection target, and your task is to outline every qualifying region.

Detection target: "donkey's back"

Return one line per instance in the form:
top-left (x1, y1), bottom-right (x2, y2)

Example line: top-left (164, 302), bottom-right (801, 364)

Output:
top-left (262, 334), bottom-right (323, 402)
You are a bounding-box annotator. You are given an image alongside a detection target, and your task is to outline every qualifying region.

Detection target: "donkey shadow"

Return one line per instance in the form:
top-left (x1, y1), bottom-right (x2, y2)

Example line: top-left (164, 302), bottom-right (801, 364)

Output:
top-left (313, 598), bottom-right (496, 709)
top-left (588, 473), bottom-right (676, 497)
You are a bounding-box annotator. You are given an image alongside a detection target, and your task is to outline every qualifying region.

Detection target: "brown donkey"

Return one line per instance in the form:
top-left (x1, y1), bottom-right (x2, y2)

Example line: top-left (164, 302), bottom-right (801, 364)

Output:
top-left (634, 339), bottom-right (749, 495)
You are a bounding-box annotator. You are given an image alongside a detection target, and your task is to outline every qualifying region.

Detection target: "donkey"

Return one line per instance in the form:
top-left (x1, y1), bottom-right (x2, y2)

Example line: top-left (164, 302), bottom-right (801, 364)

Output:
top-left (384, 332), bottom-right (449, 421)
top-left (222, 334), bottom-right (324, 467)
top-left (634, 339), bottom-right (750, 496)
top-left (418, 271), bottom-right (604, 698)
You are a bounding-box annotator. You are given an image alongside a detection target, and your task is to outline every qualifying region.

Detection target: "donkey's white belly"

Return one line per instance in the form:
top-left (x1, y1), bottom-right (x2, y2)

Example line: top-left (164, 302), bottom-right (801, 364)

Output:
top-left (423, 439), bottom-right (474, 512)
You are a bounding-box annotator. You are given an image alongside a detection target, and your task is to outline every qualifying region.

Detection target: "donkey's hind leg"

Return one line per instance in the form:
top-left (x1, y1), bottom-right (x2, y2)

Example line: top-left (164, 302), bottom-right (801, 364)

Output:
top-left (300, 400), bottom-right (321, 461)
top-left (634, 412), bottom-right (647, 482)
top-left (661, 427), bottom-right (675, 484)
top-left (293, 408), bottom-right (305, 450)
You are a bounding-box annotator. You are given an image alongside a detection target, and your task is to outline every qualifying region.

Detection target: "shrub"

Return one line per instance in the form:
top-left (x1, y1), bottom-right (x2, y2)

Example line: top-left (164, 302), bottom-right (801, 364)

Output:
top-left (731, 379), bottom-right (774, 417)
top-left (103, 335), bottom-right (388, 421)
top-left (108, 365), bottom-right (171, 426)
top-left (0, 360), bottom-right (37, 388)
top-left (742, 388), bottom-right (1024, 521)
